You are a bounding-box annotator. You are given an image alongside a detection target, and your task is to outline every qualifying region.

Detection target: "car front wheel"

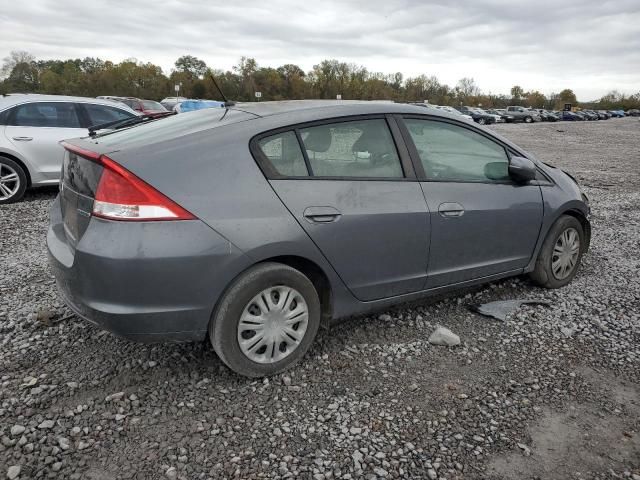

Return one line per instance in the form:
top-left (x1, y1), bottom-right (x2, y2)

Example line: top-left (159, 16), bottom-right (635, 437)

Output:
top-left (477, 118), bottom-right (486, 125)
top-left (524, 116), bottom-right (533, 123)
top-left (210, 262), bottom-right (321, 377)
top-left (0, 156), bottom-right (27, 204)
top-left (530, 215), bottom-right (585, 288)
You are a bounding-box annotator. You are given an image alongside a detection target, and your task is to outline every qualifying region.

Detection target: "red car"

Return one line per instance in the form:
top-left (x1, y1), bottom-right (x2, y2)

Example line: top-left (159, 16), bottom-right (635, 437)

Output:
top-left (97, 96), bottom-right (167, 116)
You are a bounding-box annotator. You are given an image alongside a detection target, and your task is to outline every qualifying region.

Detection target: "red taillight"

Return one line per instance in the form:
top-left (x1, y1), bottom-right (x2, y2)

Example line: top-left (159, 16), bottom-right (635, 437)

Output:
top-left (61, 142), bottom-right (195, 222)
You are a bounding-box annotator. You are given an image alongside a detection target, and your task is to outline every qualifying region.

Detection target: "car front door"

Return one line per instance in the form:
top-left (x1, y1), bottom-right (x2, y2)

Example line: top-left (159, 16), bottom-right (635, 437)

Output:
top-left (400, 116), bottom-right (543, 288)
top-left (4, 102), bottom-right (86, 183)
top-left (254, 117), bottom-right (431, 301)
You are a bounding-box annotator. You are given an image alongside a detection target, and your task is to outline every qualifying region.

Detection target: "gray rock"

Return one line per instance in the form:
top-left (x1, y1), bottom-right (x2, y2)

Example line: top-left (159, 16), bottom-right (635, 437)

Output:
top-left (165, 467), bottom-right (177, 479)
top-left (10, 425), bottom-right (25, 436)
top-left (7, 466), bottom-right (21, 480)
top-left (38, 420), bottom-right (55, 429)
top-left (428, 327), bottom-right (460, 346)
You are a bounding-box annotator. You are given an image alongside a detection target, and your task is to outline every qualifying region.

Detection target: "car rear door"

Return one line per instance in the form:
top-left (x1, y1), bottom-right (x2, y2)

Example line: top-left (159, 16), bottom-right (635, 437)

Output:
top-left (4, 102), bottom-right (86, 183)
top-left (253, 116), bottom-right (431, 301)
top-left (79, 103), bottom-right (137, 128)
top-left (398, 116), bottom-right (543, 288)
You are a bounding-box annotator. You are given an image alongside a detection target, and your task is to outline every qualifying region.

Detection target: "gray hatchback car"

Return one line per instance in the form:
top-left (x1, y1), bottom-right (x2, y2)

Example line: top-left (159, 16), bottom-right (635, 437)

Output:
top-left (48, 101), bottom-right (591, 377)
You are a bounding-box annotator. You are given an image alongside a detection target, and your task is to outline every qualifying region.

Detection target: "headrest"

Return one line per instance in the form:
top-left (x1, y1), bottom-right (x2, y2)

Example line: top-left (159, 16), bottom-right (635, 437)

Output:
top-left (303, 128), bottom-right (332, 152)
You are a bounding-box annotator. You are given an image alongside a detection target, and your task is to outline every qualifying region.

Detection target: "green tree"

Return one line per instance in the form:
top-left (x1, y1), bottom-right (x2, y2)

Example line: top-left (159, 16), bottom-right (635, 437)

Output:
top-left (526, 90), bottom-right (547, 108)
top-left (510, 85), bottom-right (524, 101)
top-left (174, 55), bottom-right (208, 78)
top-left (557, 89), bottom-right (577, 108)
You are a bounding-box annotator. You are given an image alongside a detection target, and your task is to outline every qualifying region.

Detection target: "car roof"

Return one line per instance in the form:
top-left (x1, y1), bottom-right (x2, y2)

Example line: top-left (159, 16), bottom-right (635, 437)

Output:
top-left (228, 100), bottom-right (458, 122)
top-left (0, 94), bottom-right (138, 113)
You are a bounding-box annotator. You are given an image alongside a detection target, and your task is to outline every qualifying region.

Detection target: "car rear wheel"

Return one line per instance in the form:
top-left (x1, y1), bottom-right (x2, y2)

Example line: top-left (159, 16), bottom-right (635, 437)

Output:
top-left (530, 215), bottom-right (584, 288)
top-left (210, 262), bottom-right (321, 377)
top-left (0, 157), bottom-right (27, 204)
top-left (524, 116), bottom-right (533, 123)
top-left (477, 118), bottom-right (486, 125)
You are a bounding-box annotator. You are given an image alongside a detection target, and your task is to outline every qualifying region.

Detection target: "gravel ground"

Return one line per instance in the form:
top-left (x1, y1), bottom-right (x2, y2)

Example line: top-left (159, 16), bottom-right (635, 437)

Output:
top-left (1, 118), bottom-right (639, 480)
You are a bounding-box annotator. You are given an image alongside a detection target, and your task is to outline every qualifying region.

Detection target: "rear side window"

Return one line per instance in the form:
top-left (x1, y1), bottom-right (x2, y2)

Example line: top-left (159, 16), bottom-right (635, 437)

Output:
top-left (404, 119), bottom-right (509, 182)
top-left (299, 119), bottom-right (403, 178)
top-left (9, 102), bottom-right (81, 128)
top-left (257, 131), bottom-right (308, 177)
top-left (84, 104), bottom-right (135, 126)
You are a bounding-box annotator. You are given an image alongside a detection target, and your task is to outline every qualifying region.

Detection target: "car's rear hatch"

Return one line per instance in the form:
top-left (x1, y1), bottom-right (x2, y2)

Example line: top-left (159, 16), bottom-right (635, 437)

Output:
top-left (56, 107), bottom-right (258, 249)
top-left (59, 146), bottom-right (106, 248)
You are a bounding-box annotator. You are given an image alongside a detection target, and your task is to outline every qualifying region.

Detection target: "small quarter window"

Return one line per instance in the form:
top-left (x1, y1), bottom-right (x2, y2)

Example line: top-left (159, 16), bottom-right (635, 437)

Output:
top-left (257, 131), bottom-right (308, 177)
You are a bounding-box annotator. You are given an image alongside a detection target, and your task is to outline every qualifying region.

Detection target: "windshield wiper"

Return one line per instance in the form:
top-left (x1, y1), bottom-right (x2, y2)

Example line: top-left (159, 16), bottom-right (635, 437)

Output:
top-left (88, 111), bottom-right (175, 137)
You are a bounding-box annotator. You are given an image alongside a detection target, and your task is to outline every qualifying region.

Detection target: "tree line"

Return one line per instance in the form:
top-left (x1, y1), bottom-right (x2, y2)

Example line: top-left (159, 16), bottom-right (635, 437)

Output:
top-left (1, 51), bottom-right (638, 110)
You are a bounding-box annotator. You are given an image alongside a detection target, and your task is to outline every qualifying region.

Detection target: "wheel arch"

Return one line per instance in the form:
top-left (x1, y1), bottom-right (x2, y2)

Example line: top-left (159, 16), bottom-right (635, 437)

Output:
top-left (0, 151), bottom-right (32, 186)
top-left (562, 208), bottom-right (591, 252)
top-left (259, 255), bottom-right (333, 325)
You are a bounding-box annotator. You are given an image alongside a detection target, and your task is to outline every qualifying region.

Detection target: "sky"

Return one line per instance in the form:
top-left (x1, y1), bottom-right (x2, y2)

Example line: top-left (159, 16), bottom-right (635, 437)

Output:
top-left (1, 0), bottom-right (639, 100)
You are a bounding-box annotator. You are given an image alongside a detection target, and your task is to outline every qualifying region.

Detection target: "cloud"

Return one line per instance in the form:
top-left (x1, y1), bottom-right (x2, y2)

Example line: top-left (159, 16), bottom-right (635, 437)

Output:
top-left (1, 0), bottom-right (639, 99)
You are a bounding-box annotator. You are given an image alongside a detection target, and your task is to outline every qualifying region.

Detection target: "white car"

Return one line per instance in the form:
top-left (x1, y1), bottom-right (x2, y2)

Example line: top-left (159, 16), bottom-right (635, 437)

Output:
top-left (0, 94), bottom-right (138, 203)
top-left (434, 105), bottom-right (474, 122)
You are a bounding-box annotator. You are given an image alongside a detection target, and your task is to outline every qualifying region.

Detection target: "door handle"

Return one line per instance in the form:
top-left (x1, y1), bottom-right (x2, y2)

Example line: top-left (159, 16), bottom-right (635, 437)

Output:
top-left (303, 206), bottom-right (341, 223)
top-left (12, 136), bottom-right (33, 141)
top-left (438, 202), bottom-right (465, 218)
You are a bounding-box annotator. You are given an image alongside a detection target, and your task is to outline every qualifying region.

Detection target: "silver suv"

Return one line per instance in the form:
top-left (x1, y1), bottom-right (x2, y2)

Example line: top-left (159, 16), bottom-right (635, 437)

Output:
top-left (0, 94), bottom-right (137, 203)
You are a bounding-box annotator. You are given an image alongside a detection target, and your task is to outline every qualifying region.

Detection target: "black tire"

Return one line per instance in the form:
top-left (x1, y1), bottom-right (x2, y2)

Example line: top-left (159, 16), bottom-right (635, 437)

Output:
top-left (0, 156), bottom-right (27, 204)
top-left (529, 215), bottom-right (585, 288)
top-left (209, 262), bottom-right (321, 377)
top-left (524, 116), bottom-right (533, 123)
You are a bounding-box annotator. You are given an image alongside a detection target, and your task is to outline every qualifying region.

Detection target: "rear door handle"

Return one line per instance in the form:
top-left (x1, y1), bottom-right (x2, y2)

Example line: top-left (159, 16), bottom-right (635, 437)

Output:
top-left (303, 206), bottom-right (341, 223)
top-left (12, 136), bottom-right (33, 141)
top-left (438, 202), bottom-right (465, 218)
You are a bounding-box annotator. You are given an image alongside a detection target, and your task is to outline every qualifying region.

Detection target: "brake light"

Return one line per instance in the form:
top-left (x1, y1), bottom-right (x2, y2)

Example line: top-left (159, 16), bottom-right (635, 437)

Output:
top-left (60, 142), bottom-right (195, 221)
top-left (94, 156), bottom-right (195, 221)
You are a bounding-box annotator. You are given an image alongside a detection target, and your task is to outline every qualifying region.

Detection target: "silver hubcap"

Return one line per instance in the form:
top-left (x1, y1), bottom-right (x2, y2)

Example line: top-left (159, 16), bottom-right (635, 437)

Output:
top-left (0, 163), bottom-right (20, 200)
top-left (237, 286), bottom-right (309, 364)
top-left (552, 227), bottom-right (580, 280)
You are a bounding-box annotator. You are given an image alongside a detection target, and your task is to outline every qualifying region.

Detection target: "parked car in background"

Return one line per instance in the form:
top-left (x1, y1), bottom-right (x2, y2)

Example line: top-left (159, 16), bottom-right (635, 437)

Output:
top-left (536, 109), bottom-right (559, 122)
top-left (434, 105), bottom-right (474, 122)
top-left (160, 96), bottom-right (188, 111)
top-left (0, 94), bottom-right (137, 203)
top-left (561, 111), bottom-right (584, 121)
top-left (626, 109), bottom-right (640, 117)
top-left (457, 106), bottom-right (496, 125)
top-left (608, 110), bottom-right (625, 118)
top-left (97, 96), bottom-right (167, 115)
top-left (579, 110), bottom-right (597, 121)
top-left (174, 99), bottom-right (225, 113)
top-left (48, 100), bottom-right (590, 377)
top-left (475, 108), bottom-right (504, 123)
top-left (486, 109), bottom-right (515, 123)
top-left (506, 106), bottom-right (541, 123)
top-left (594, 111), bottom-right (609, 120)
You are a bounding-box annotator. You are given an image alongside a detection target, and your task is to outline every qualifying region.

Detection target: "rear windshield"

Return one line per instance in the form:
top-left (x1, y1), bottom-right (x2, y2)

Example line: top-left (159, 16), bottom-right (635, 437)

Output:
top-left (142, 100), bottom-right (165, 110)
top-left (90, 108), bottom-right (253, 148)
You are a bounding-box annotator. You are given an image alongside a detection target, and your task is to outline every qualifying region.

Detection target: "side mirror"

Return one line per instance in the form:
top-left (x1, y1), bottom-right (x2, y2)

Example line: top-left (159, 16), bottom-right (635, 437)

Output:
top-left (508, 156), bottom-right (537, 183)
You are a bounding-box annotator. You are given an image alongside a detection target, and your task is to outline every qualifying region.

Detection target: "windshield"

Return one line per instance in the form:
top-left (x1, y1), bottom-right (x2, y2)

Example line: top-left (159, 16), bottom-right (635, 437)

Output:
top-left (142, 100), bottom-right (165, 111)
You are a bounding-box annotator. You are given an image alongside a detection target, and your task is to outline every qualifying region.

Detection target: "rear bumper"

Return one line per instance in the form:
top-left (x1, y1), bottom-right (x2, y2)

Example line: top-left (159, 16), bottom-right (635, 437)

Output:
top-left (47, 196), bottom-right (250, 342)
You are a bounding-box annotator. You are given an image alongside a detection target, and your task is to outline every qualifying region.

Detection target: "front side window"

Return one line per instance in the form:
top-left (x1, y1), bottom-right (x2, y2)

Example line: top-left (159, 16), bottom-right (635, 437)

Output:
top-left (10, 102), bottom-right (81, 128)
top-left (299, 119), bottom-right (403, 178)
top-left (257, 131), bottom-right (308, 177)
top-left (404, 119), bottom-right (510, 182)
top-left (84, 104), bottom-right (136, 126)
